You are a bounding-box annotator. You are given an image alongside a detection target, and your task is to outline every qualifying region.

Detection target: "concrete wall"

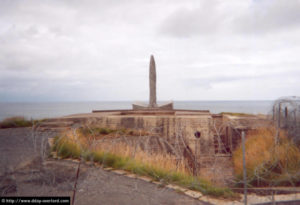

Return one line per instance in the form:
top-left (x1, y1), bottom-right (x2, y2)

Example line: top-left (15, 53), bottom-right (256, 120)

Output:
top-left (85, 114), bottom-right (214, 157)
top-left (84, 114), bottom-right (235, 183)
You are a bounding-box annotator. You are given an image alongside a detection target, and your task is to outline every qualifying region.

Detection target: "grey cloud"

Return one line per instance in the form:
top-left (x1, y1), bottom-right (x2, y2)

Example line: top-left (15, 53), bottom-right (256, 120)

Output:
top-left (159, 0), bottom-right (300, 37)
top-left (159, 1), bottom-right (225, 37)
top-left (185, 75), bottom-right (257, 89)
top-left (184, 67), bottom-right (300, 90)
top-left (0, 0), bottom-right (299, 101)
top-left (234, 0), bottom-right (300, 34)
top-left (0, 73), bottom-right (113, 101)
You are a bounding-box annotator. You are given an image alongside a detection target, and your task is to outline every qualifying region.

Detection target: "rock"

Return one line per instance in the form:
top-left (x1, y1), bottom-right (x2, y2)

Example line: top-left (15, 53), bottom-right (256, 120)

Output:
top-left (184, 190), bottom-right (203, 199)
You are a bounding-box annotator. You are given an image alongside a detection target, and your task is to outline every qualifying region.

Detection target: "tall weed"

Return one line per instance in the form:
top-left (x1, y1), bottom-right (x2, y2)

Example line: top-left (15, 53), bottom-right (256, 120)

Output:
top-left (233, 127), bottom-right (300, 186)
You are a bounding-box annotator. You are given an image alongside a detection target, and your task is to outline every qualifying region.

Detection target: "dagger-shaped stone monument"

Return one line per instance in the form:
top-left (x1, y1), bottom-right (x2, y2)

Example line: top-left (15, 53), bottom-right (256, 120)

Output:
top-left (149, 55), bottom-right (157, 108)
top-left (132, 55), bottom-right (173, 110)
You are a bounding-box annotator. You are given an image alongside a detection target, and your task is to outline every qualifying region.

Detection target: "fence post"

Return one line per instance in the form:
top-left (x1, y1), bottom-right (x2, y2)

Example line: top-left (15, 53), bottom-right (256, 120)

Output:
top-left (242, 130), bottom-right (247, 205)
top-left (275, 103), bottom-right (281, 145)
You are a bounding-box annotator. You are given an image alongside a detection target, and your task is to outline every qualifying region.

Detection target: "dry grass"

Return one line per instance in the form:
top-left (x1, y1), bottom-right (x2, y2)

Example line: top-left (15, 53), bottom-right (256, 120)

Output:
top-left (0, 116), bottom-right (33, 128)
top-left (75, 128), bottom-right (188, 174)
top-left (233, 127), bottom-right (300, 186)
top-left (51, 135), bottom-right (81, 159)
top-left (0, 116), bottom-right (46, 129)
top-left (77, 127), bottom-right (152, 139)
top-left (60, 129), bottom-right (188, 174)
top-left (93, 141), bottom-right (188, 174)
top-left (220, 112), bottom-right (255, 117)
top-left (52, 129), bottom-right (236, 199)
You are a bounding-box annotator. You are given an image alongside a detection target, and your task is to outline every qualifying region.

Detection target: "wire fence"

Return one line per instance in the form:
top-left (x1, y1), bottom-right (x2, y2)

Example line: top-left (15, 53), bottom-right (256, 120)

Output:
top-left (1, 97), bottom-right (300, 204)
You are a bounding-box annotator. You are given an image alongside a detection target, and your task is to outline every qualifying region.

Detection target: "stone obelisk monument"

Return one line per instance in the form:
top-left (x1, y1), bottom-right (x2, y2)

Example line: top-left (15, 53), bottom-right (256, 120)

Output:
top-left (132, 55), bottom-right (173, 110)
top-left (149, 55), bottom-right (157, 108)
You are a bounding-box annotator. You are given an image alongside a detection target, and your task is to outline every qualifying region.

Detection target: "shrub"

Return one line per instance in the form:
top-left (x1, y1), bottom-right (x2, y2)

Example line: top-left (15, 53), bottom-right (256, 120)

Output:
top-left (0, 116), bottom-right (33, 128)
top-left (233, 127), bottom-right (300, 186)
top-left (77, 127), bottom-right (150, 139)
top-left (52, 136), bottom-right (80, 159)
top-left (78, 127), bottom-right (117, 136)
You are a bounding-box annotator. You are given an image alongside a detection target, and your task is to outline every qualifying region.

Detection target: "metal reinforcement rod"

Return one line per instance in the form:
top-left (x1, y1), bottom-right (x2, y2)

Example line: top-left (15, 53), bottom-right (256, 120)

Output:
top-left (72, 158), bottom-right (81, 205)
top-left (242, 130), bottom-right (247, 205)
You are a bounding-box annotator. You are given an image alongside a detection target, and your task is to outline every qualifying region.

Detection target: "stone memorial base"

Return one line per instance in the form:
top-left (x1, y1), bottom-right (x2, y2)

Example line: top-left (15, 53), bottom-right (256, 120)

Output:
top-left (132, 101), bottom-right (173, 110)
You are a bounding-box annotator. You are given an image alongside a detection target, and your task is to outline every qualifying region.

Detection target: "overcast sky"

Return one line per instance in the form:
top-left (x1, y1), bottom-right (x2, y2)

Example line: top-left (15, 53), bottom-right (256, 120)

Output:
top-left (0, 0), bottom-right (299, 102)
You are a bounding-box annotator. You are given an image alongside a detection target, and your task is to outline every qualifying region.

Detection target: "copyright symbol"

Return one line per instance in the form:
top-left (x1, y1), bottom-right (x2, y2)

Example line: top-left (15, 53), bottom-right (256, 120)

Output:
top-left (1, 199), bottom-right (5, 203)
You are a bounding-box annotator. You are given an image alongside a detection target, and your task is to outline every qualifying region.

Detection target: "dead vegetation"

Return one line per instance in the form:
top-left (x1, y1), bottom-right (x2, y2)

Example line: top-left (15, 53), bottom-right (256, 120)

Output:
top-left (0, 116), bottom-right (46, 129)
top-left (220, 112), bottom-right (255, 117)
top-left (0, 116), bottom-right (33, 128)
top-left (233, 127), bottom-right (300, 187)
top-left (51, 127), bottom-right (237, 199)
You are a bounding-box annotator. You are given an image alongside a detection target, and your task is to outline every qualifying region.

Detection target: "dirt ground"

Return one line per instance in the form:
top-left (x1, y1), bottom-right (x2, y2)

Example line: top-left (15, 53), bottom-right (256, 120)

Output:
top-left (0, 128), bottom-right (210, 205)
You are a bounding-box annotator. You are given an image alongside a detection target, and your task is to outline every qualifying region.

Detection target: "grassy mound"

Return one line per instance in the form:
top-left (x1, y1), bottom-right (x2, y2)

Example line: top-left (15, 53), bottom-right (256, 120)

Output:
top-left (233, 128), bottom-right (300, 186)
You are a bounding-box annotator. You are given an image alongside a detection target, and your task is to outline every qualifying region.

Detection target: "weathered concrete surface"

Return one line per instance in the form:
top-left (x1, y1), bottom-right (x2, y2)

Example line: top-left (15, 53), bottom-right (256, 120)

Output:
top-left (35, 110), bottom-right (273, 185)
top-left (0, 128), bottom-right (57, 175)
top-left (36, 110), bottom-right (232, 181)
top-left (132, 101), bottom-right (174, 110)
top-left (60, 110), bottom-right (214, 156)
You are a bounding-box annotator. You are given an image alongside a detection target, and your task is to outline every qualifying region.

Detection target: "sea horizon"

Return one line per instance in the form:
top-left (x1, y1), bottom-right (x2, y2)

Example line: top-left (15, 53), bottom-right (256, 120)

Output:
top-left (0, 100), bottom-right (274, 121)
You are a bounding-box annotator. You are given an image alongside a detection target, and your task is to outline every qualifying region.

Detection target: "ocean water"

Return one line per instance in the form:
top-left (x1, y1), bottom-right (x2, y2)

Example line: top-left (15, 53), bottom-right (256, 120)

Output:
top-left (0, 101), bottom-right (274, 121)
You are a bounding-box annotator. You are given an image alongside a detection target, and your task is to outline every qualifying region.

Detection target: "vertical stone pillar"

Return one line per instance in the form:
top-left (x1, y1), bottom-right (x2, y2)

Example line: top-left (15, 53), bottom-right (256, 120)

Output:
top-left (149, 55), bottom-right (157, 108)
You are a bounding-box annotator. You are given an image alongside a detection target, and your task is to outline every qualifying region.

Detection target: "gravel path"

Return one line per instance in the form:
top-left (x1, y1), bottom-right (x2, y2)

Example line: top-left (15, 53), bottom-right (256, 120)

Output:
top-left (0, 128), bottom-right (209, 205)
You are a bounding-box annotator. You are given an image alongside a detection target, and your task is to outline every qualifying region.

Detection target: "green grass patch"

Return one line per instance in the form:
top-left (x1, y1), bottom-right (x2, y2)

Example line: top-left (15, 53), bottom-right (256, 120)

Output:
top-left (52, 136), bottom-right (80, 159)
top-left (77, 127), bottom-right (151, 138)
top-left (51, 135), bottom-right (237, 199)
top-left (90, 150), bottom-right (236, 198)
top-left (220, 112), bottom-right (254, 117)
top-left (78, 127), bottom-right (125, 136)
